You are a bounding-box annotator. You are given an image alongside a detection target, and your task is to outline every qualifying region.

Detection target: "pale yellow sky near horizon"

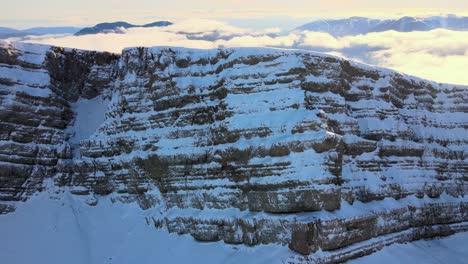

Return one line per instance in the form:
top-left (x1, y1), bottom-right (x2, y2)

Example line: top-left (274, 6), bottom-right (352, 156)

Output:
top-left (1, 0), bottom-right (468, 28)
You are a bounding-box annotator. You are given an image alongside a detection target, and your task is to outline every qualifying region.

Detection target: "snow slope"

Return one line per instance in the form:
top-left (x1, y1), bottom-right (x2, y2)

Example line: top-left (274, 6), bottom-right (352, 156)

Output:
top-left (0, 183), bottom-right (294, 264)
top-left (1, 186), bottom-right (467, 264)
top-left (350, 232), bottom-right (468, 264)
top-left (67, 95), bottom-right (110, 157)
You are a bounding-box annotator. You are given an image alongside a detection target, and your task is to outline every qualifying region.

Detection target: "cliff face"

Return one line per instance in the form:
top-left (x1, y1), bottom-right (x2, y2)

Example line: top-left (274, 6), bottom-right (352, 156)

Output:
top-left (0, 42), bottom-right (118, 209)
top-left (0, 41), bottom-right (466, 262)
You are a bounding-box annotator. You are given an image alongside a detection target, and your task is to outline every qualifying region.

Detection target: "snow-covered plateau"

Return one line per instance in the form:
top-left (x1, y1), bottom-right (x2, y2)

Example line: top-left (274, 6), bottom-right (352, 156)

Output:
top-left (0, 40), bottom-right (467, 263)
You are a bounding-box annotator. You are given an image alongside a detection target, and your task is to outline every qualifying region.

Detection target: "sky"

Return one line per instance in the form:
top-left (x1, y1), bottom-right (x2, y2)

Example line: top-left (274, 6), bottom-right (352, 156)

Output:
top-left (1, 0), bottom-right (468, 29)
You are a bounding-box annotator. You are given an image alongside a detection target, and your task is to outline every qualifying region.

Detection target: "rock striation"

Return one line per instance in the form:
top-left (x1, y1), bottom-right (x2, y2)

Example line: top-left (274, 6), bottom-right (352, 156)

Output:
top-left (0, 40), bottom-right (467, 262)
top-left (0, 41), bottom-right (118, 205)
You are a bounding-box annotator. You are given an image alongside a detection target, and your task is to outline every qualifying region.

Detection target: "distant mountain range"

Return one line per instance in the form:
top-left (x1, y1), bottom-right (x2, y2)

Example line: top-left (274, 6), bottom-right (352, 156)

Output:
top-left (0, 21), bottom-right (173, 39)
top-left (295, 15), bottom-right (468, 36)
top-left (2, 15), bottom-right (467, 40)
top-left (0, 27), bottom-right (82, 39)
top-left (74, 21), bottom-right (172, 35)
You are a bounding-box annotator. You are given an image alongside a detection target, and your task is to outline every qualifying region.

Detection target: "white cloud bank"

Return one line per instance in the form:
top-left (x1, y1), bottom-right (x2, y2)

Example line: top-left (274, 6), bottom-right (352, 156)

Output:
top-left (15, 19), bottom-right (468, 85)
top-left (299, 29), bottom-right (468, 85)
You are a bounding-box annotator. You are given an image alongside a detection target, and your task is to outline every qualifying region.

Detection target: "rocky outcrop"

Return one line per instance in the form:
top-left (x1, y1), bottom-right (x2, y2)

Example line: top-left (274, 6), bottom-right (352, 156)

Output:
top-left (0, 41), bottom-right (118, 204)
top-left (45, 47), bottom-right (119, 101)
top-left (0, 41), bottom-right (467, 262)
top-left (0, 42), bottom-right (69, 203)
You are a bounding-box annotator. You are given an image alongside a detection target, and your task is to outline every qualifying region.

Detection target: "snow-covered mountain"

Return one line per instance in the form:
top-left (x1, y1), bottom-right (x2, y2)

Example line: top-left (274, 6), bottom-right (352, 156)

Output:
top-left (0, 40), bottom-right (467, 263)
top-left (74, 21), bottom-right (173, 35)
top-left (296, 15), bottom-right (468, 36)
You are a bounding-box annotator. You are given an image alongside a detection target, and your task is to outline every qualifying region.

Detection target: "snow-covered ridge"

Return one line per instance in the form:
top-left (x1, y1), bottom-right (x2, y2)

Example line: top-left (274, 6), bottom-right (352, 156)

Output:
top-left (0, 41), bottom-right (467, 263)
top-left (295, 15), bottom-right (468, 37)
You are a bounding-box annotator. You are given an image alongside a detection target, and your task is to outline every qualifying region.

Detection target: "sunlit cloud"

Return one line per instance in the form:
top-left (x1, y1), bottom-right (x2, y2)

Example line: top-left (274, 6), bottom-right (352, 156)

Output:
top-left (12, 19), bottom-right (468, 85)
top-left (297, 29), bottom-right (468, 85)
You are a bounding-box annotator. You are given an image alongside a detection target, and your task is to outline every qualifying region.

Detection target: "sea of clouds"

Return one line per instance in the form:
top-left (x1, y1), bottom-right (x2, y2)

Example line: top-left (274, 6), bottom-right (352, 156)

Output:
top-left (11, 19), bottom-right (468, 85)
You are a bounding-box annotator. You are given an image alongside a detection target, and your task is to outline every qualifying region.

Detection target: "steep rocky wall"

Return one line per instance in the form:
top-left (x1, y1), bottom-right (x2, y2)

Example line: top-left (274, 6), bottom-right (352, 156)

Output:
top-left (76, 47), bottom-right (467, 261)
top-left (0, 42), bottom-right (466, 262)
top-left (46, 46), bottom-right (119, 101)
top-left (0, 41), bottom-right (118, 209)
